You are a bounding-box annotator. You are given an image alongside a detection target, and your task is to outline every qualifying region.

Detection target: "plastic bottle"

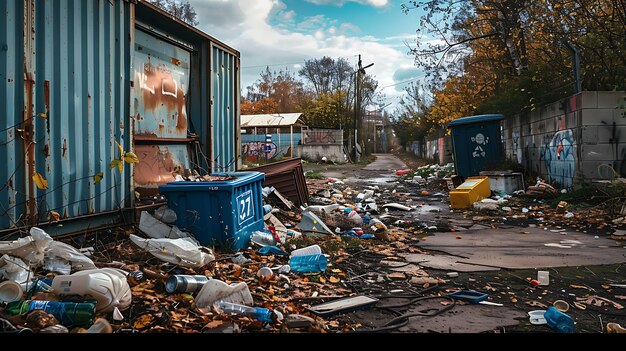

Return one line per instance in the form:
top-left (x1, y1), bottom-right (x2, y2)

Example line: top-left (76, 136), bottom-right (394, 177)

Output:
top-left (3, 300), bottom-right (96, 327)
top-left (289, 254), bottom-right (328, 273)
top-left (165, 275), bottom-right (209, 294)
top-left (250, 230), bottom-right (277, 247)
top-left (544, 306), bottom-right (574, 333)
top-left (214, 301), bottom-right (274, 323)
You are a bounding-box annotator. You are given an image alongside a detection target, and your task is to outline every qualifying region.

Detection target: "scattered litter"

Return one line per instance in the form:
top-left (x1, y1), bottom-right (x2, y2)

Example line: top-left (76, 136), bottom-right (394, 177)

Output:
top-left (129, 234), bottom-right (214, 268)
top-left (192, 280), bottom-right (253, 311)
top-left (382, 203), bottom-right (414, 211)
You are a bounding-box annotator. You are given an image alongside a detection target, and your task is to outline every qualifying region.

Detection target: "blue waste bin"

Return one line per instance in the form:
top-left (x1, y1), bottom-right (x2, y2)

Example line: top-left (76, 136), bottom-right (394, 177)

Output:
top-left (159, 172), bottom-right (265, 251)
top-left (448, 114), bottom-right (504, 179)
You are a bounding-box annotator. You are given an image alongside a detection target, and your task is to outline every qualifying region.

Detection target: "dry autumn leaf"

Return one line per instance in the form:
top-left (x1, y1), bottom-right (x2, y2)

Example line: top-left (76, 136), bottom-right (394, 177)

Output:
top-left (329, 276), bottom-right (340, 283)
top-left (204, 320), bottom-right (224, 329)
top-left (32, 172), bottom-right (48, 190)
top-left (109, 159), bottom-right (123, 172)
top-left (94, 171), bottom-right (103, 185)
top-left (133, 314), bottom-right (155, 329)
top-left (49, 211), bottom-right (61, 223)
top-left (37, 112), bottom-right (47, 118)
top-left (116, 141), bottom-right (124, 160)
top-left (124, 151), bottom-right (140, 164)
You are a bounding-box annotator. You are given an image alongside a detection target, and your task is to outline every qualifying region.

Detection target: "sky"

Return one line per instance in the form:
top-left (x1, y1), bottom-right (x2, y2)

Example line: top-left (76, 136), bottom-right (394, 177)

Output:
top-left (187, 0), bottom-right (426, 113)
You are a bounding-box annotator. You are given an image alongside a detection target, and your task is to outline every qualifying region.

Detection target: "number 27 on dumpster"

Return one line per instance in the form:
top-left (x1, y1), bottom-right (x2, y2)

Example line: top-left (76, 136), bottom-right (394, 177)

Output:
top-left (236, 190), bottom-right (255, 225)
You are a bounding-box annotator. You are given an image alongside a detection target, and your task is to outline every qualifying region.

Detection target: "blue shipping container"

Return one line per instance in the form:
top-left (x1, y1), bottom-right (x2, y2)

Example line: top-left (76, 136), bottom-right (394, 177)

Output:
top-left (159, 172), bottom-right (265, 251)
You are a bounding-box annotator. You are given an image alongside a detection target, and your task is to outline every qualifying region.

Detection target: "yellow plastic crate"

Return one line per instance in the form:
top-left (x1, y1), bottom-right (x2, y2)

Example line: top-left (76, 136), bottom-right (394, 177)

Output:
top-left (449, 177), bottom-right (491, 209)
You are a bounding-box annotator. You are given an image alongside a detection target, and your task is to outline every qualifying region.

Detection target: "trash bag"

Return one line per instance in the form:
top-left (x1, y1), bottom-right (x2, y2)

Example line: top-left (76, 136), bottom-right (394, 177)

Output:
top-left (129, 234), bottom-right (214, 268)
top-left (0, 227), bottom-right (53, 266)
top-left (153, 206), bottom-right (177, 224)
top-left (0, 254), bottom-right (31, 285)
top-left (45, 241), bottom-right (96, 272)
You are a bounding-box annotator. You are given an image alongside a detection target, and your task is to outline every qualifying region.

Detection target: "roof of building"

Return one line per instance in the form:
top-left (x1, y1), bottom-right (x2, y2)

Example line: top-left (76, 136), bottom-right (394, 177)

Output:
top-left (241, 113), bottom-right (305, 127)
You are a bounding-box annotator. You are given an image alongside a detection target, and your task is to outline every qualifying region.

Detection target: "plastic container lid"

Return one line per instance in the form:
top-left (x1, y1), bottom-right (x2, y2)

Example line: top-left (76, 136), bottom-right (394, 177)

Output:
top-left (0, 280), bottom-right (23, 303)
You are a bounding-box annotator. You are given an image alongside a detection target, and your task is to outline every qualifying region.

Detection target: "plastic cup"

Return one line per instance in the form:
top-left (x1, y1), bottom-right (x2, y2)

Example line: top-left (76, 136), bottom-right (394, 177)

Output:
top-left (289, 254), bottom-right (328, 273)
top-left (537, 271), bottom-right (549, 286)
top-left (0, 280), bottom-right (23, 303)
top-left (257, 267), bottom-right (274, 282)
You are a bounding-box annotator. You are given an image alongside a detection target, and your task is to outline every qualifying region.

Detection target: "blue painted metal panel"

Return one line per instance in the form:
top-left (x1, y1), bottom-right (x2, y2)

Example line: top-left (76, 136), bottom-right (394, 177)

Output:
top-left (0, 0), bottom-right (132, 232)
top-left (211, 45), bottom-right (238, 172)
top-left (0, 0), bottom-right (26, 230)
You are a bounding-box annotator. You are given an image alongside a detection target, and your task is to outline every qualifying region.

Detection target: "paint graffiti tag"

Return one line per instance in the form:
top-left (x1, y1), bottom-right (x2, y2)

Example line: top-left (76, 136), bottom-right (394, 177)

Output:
top-left (543, 129), bottom-right (575, 188)
top-left (471, 133), bottom-right (489, 158)
top-left (243, 142), bottom-right (277, 160)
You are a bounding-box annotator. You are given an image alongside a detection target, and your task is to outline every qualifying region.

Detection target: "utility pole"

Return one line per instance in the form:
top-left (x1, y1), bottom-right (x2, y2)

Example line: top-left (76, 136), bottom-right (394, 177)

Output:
top-left (353, 54), bottom-right (373, 162)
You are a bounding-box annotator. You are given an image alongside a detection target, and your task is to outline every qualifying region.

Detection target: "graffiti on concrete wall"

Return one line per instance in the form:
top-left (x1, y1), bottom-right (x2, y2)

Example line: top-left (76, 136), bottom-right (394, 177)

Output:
top-left (471, 133), bottom-right (489, 158)
top-left (542, 129), bottom-right (575, 188)
top-left (242, 142), bottom-right (277, 162)
top-left (305, 130), bottom-right (337, 144)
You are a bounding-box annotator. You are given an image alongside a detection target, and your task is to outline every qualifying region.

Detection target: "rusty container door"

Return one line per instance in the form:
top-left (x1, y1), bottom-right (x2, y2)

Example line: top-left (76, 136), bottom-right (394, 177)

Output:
top-left (132, 26), bottom-right (194, 196)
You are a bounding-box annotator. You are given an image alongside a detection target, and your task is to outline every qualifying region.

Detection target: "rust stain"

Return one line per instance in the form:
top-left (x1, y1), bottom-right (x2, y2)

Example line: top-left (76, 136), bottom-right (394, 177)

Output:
top-left (137, 62), bottom-right (187, 134)
top-left (8, 177), bottom-right (13, 189)
top-left (43, 144), bottom-right (50, 157)
top-left (62, 138), bottom-right (67, 157)
top-left (44, 80), bottom-right (50, 134)
top-left (133, 144), bottom-right (182, 187)
top-left (24, 70), bottom-right (36, 224)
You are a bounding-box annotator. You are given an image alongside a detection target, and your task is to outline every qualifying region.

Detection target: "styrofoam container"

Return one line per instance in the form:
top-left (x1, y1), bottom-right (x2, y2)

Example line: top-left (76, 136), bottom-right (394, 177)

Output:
top-left (538, 270), bottom-right (549, 286)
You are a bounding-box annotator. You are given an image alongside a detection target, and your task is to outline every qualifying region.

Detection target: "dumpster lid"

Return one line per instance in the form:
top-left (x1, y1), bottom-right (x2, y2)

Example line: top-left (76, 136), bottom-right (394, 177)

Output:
top-left (448, 114), bottom-right (504, 127)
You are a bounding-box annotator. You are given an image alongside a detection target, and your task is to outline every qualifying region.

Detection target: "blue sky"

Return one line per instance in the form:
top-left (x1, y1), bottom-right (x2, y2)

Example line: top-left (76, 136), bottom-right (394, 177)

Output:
top-left (188, 0), bottom-right (427, 112)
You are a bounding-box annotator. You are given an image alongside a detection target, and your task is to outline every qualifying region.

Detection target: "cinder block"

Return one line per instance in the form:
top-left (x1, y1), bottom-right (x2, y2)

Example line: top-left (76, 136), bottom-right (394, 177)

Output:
top-left (597, 92), bottom-right (626, 109)
top-left (581, 126), bottom-right (599, 144)
top-left (581, 91), bottom-right (598, 109)
top-left (582, 108), bottom-right (616, 126)
top-left (580, 144), bottom-right (615, 161)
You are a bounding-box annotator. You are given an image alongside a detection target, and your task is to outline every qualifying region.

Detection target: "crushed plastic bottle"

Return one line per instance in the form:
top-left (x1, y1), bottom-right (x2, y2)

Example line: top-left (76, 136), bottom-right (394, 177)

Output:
top-left (214, 301), bottom-right (275, 323)
top-left (544, 306), bottom-right (574, 333)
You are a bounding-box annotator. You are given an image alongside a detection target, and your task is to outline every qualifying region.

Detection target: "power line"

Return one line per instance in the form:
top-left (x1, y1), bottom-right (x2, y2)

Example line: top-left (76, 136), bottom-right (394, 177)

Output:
top-left (379, 76), bottom-right (424, 89)
top-left (241, 61), bottom-right (306, 69)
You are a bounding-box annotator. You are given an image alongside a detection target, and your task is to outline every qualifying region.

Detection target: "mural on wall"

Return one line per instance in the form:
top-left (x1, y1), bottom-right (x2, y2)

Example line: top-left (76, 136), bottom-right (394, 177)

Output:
top-left (543, 129), bottom-right (575, 188)
top-left (242, 142), bottom-right (278, 162)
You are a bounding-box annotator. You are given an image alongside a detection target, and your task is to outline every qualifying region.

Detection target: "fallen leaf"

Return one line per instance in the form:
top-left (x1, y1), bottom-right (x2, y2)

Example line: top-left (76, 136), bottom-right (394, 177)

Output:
top-left (37, 112), bottom-right (47, 118)
top-left (49, 211), bottom-right (61, 223)
top-left (124, 151), bottom-right (140, 164)
top-left (330, 276), bottom-right (340, 283)
top-left (440, 300), bottom-right (452, 306)
top-left (94, 171), bottom-right (103, 185)
top-left (204, 320), bottom-right (224, 329)
top-left (388, 272), bottom-right (406, 280)
top-left (319, 276), bottom-right (327, 284)
top-left (510, 297), bottom-right (518, 303)
top-left (32, 172), bottom-right (48, 190)
top-left (525, 300), bottom-right (548, 308)
top-left (133, 314), bottom-right (155, 329)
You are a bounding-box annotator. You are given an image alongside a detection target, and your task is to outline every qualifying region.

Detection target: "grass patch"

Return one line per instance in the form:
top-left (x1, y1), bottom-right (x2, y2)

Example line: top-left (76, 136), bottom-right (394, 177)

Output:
top-left (304, 170), bottom-right (325, 179)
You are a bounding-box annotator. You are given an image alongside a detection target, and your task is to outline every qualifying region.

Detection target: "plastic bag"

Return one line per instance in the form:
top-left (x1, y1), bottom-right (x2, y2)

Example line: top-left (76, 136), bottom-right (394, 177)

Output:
top-left (153, 206), bottom-right (177, 224)
top-left (192, 279), bottom-right (253, 311)
top-left (129, 234), bottom-right (214, 268)
top-left (138, 211), bottom-right (189, 240)
top-left (0, 254), bottom-right (31, 285)
top-left (45, 241), bottom-right (96, 272)
top-left (0, 227), bottom-right (53, 265)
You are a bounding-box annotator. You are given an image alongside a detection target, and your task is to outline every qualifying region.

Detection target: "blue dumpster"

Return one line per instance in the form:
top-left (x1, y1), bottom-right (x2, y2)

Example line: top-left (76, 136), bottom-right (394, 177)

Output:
top-left (159, 172), bottom-right (265, 251)
top-left (448, 114), bottom-right (504, 179)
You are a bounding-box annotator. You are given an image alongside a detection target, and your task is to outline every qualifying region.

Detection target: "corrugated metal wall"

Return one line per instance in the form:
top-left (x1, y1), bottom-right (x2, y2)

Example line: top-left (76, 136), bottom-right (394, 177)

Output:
top-left (211, 44), bottom-right (239, 172)
top-left (1, 0), bottom-right (241, 234)
top-left (1, 0), bottom-right (132, 232)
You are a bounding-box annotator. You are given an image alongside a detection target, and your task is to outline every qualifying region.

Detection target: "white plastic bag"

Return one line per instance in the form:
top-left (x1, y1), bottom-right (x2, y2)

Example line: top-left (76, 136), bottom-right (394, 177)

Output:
top-left (129, 234), bottom-right (214, 268)
top-left (192, 279), bottom-right (253, 311)
top-left (139, 211), bottom-right (188, 239)
top-left (0, 254), bottom-right (31, 285)
top-left (45, 241), bottom-right (97, 272)
top-left (0, 227), bottom-right (53, 265)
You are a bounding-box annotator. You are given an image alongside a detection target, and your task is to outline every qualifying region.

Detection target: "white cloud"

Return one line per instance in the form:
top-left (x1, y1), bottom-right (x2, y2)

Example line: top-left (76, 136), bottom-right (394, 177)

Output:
top-left (188, 0), bottom-right (416, 112)
top-left (305, 0), bottom-right (389, 7)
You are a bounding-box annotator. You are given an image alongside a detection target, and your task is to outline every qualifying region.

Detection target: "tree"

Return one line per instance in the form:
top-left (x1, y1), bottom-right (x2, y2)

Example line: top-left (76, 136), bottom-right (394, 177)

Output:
top-left (402, 0), bottom-right (625, 122)
top-left (244, 67), bottom-right (308, 113)
top-left (150, 0), bottom-right (199, 26)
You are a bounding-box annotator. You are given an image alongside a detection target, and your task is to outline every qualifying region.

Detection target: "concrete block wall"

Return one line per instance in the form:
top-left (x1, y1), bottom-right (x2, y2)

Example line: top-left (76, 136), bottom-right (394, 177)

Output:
top-left (502, 91), bottom-right (626, 188)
